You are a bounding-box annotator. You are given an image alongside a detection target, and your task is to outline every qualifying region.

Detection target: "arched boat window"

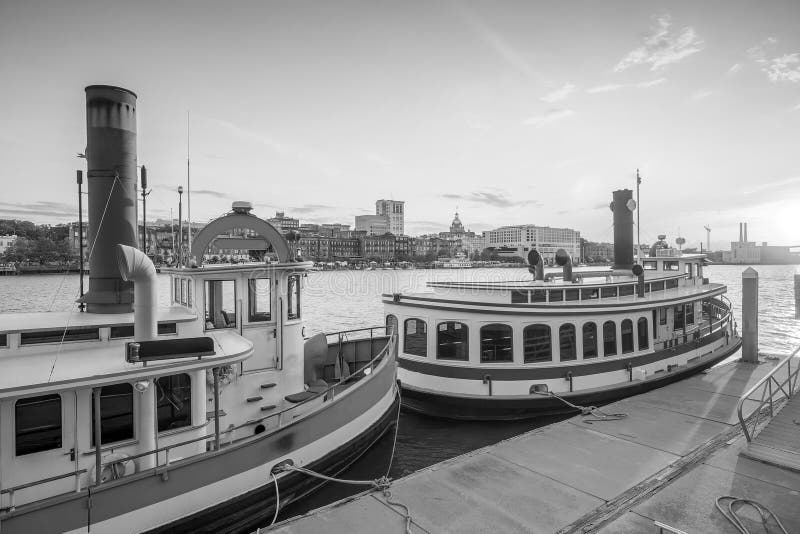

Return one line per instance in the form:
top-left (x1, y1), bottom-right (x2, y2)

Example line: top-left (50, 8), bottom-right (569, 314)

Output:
top-left (559, 324), bottom-right (577, 361)
top-left (480, 324), bottom-right (513, 363)
top-left (248, 278), bottom-right (272, 322)
top-left (638, 317), bottom-right (649, 350)
top-left (524, 324), bottom-right (551, 363)
top-left (621, 319), bottom-right (634, 353)
top-left (582, 323), bottom-right (597, 358)
top-left (288, 275), bottom-right (301, 320)
top-left (205, 280), bottom-right (237, 330)
top-left (92, 383), bottom-right (134, 446)
top-left (386, 314), bottom-right (398, 336)
top-left (686, 303), bottom-right (694, 325)
top-left (156, 374), bottom-right (192, 432)
top-left (15, 394), bottom-right (62, 456)
top-left (603, 321), bottom-right (617, 356)
top-left (437, 322), bottom-right (469, 361)
top-left (673, 305), bottom-right (685, 330)
top-left (404, 319), bottom-right (427, 357)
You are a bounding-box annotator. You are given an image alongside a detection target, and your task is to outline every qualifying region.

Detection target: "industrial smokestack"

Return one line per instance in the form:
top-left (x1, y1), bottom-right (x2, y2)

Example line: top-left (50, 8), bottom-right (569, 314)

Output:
top-left (744, 223), bottom-right (748, 243)
top-left (555, 249), bottom-right (573, 282)
top-left (739, 223), bottom-right (743, 243)
top-left (611, 189), bottom-right (635, 271)
top-left (81, 85), bottom-right (139, 313)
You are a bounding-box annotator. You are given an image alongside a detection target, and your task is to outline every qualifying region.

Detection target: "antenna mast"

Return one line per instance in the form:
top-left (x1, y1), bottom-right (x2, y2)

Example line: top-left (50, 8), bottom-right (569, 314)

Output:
top-left (187, 110), bottom-right (192, 264)
top-left (636, 169), bottom-right (641, 262)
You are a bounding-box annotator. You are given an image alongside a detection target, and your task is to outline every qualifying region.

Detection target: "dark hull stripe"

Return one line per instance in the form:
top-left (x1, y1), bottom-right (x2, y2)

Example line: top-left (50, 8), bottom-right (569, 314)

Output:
top-left (383, 286), bottom-right (724, 314)
top-left (398, 329), bottom-right (728, 380)
top-left (147, 393), bottom-right (400, 534)
top-left (0, 356), bottom-right (397, 534)
top-left (401, 339), bottom-right (741, 420)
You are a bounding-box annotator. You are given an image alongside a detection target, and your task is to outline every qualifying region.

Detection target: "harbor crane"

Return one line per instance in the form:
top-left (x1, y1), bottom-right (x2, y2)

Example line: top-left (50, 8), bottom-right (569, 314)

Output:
top-left (704, 225), bottom-right (711, 252)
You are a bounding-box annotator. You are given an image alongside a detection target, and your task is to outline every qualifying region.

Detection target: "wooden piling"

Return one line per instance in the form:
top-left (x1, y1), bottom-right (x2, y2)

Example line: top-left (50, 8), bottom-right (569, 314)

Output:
top-left (742, 267), bottom-right (758, 363)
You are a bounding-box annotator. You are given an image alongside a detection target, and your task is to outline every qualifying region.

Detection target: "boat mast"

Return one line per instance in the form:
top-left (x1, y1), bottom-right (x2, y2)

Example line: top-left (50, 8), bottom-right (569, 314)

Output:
top-left (636, 168), bottom-right (641, 262)
top-left (187, 110), bottom-right (192, 265)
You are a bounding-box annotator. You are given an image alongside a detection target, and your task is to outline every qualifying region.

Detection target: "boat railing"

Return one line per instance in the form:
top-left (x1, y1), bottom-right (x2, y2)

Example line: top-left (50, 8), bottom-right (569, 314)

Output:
top-left (651, 305), bottom-right (732, 353)
top-left (736, 344), bottom-right (800, 442)
top-left (0, 329), bottom-right (396, 508)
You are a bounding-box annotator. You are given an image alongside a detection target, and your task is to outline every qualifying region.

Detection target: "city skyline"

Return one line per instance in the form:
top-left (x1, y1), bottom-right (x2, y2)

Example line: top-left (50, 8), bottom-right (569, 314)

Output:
top-left (1, 1), bottom-right (799, 249)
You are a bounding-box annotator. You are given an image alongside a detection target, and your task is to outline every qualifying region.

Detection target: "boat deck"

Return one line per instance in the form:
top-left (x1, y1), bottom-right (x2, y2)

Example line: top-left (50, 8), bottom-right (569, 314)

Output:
top-left (272, 353), bottom-right (800, 533)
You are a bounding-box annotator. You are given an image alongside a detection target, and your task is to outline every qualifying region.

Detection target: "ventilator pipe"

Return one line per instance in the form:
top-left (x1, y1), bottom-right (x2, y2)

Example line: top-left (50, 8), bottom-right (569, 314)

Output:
top-left (555, 249), bottom-right (573, 282)
top-left (632, 264), bottom-right (645, 297)
top-left (116, 244), bottom-right (158, 341)
top-left (528, 249), bottom-right (544, 281)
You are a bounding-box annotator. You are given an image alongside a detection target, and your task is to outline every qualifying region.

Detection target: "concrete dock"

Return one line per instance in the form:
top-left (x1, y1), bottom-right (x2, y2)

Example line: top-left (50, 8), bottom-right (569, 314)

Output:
top-left (273, 355), bottom-right (800, 533)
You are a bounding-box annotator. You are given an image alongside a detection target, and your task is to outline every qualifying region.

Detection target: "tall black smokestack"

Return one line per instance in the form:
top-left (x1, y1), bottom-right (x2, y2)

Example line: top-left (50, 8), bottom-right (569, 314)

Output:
top-left (82, 85), bottom-right (139, 313)
top-left (611, 189), bottom-right (635, 271)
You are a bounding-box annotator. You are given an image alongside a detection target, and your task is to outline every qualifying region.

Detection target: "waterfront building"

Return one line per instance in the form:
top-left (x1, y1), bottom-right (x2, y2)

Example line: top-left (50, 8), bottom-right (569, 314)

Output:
top-left (298, 223), bottom-right (321, 236)
top-left (267, 211), bottom-right (300, 233)
top-left (361, 234), bottom-right (396, 260)
top-left (722, 222), bottom-right (799, 264)
top-left (355, 214), bottom-right (390, 236)
top-left (487, 224), bottom-right (581, 264)
top-left (321, 223), bottom-right (351, 234)
top-left (0, 234), bottom-right (17, 256)
top-left (583, 241), bottom-right (614, 263)
top-left (461, 232), bottom-right (488, 256)
top-left (375, 199), bottom-right (404, 235)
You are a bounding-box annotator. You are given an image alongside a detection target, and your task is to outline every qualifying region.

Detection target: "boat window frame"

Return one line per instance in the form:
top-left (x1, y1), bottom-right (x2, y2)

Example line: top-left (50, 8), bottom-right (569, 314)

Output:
top-left (287, 274), bottom-right (301, 320)
top-left (664, 261), bottom-right (680, 271)
top-left (531, 290), bottom-right (547, 303)
top-left (621, 319), bottom-right (634, 354)
top-left (564, 288), bottom-right (579, 302)
top-left (674, 304), bottom-right (685, 331)
top-left (603, 320), bottom-right (617, 356)
top-left (511, 290), bottom-right (529, 304)
top-left (619, 285), bottom-right (635, 297)
top-left (248, 277), bottom-right (272, 323)
top-left (549, 289), bottom-right (563, 302)
top-left (685, 263), bottom-right (693, 277)
top-left (582, 322), bottom-right (598, 359)
top-left (403, 318), bottom-right (427, 357)
top-left (523, 324), bottom-right (552, 363)
top-left (385, 314), bottom-right (398, 336)
top-left (0, 332), bottom-right (7, 348)
top-left (580, 288), bottom-right (598, 300)
top-left (204, 279), bottom-right (238, 330)
top-left (643, 260), bottom-right (657, 270)
top-left (91, 383), bottom-right (135, 447)
top-left (15, 393), bottom-right (63, 456)
top-left (156, 373), bottom-right (192, 433)
top-left (686, 302), bottom-right (695, 325)
top-left (638, 317), bottom-right (649, 350)
top-left (479, 323), bottom-right (514, 363)
top-left (173, 277), bottom-right (180, 304)
top-left (20, 327), bottom-right (100, 346)
top-left (436, 321), bottom-right (469, 361)
top-left (559, 323), bottom-right (577, 361)
top-left (659, 307), bottom-right (667, 325)
top-left (666, 278), bottom-right (679, 289)
top-left (600, 286), bottom-right (618, 298)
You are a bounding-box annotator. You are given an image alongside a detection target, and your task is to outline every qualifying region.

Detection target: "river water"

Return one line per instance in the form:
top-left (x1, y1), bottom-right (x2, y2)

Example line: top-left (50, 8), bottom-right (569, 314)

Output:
top-left (1, 265), bottom-right (798, 523)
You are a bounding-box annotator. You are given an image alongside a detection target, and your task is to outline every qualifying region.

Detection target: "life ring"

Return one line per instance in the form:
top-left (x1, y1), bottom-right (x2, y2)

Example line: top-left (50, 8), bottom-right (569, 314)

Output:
top-left (89, 452), bottom-right (136, 484)
top-left (206, 365), bottom-right (235, 388)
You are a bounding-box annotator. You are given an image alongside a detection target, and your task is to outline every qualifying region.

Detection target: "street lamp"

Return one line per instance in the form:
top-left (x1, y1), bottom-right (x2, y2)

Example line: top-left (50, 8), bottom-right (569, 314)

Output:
top-left (178, 186), bottom-right (184, 267)
top-left (140, 166), bottom-right (150, 254)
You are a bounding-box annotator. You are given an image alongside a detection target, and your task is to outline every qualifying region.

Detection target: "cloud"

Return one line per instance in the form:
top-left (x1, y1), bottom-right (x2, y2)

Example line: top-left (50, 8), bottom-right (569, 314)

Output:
top-left (747, 37), bottom-right (800, 83)
top-left (522, 108), bottom-right (575, 127)
top-left (793, 103), bottom-right (800, 111)
top-left (540, 83), bottom-right (576, 103)
top-left (614, 15), bottom-right (704, 72)
top-left (289, 204), bottom-right (335, 214)
top-left (636, 77), bottom-right (667, 88)
top-left (441, 191), bottom-right (539, 208)
top-left (691, 89), bottom-right (716, 100)
top-left (0, 201), bottom-right (81, 221)
top-left (742, 176), bottom-right (800, 194)
top-left (586, 84), bottom-right (626, 94)
top-left (728, 63), bottom-right (742, 75)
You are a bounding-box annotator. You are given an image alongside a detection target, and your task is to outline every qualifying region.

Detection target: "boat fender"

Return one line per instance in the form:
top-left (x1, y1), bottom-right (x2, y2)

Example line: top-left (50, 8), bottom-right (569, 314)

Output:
top-left (89, 452), bottom-right (136, 484)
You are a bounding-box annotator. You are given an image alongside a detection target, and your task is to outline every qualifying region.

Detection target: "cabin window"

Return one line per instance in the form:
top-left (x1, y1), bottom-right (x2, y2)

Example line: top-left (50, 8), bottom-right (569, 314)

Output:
top-left (180, 279), bottom-right (187, 305)
top-left (674, 305), bottom-right (685, 331)
top-left (20, 327), bottom-right (99, 345)
top-left (511, 290), bottom-right (529, 303)
top-left (685, 263), bottom-right (693, 277)
top-left (603, 321), bottom-right (617, 356)
top-left (92, 383), bottom-right (134, 446)
top-left (248, 278), bottom-right (271, 322)
top-left (559, 324), bottom-right (577, 361)
top-left (156, 374), bottom-right (192, 432)
top-left (582, 323), bottom-right (598, 358)
top-left (659, 308), bottom-right (667, 325)
top-left (159, 322), bottom-right (177, 335)
top-left (205, 280), bottom-right (236, 329)
top-left (404, 319), bottom-right (427, 357)
top-left (437, 322), bottom-right (468, 361)
top-left (686, 303), bottom-right (695, 325)
top-left (666, 278), bottom-right (679, 289)
top-left (638, 318), bottom-right (649, 350)
top-left (480, 324), bottom-right (513, 363)
top-left (621, 319), bottom-right (634, 353)
top-left (581, 288), bottom-right (598, 300)
top-left (110, 323), bottom-right (177, 339)
top-left (287, 275), bottom-right (301, 320)
top-left (15, 394), bottom-right (62, 456)
top-left (651, 280), bottom-right (665, 292)
top-left (619, 285), bottom-right (635, 297)
top-left (601, 286), bottom-right (617, 298)
top-left (385, 314), bottom-right (398, 336)
top-left (531, 290), bottom-right (547, 303)
top-left (564, 289), bottom-right (579, 302)
top-left (187, 281), bottom-right (193, 308)
top-left (549, 290), bottom-right (563, 302)
top-left (0, 333), bottom-right (7, 347)
top-left (643, 260), bottom-right (657, 270)
top-left (523, 324), bottom-right (551, 363)
top-left (664, 261), bottom-right (679, 271)
top-left (173, 278), bottom-right (180, 303)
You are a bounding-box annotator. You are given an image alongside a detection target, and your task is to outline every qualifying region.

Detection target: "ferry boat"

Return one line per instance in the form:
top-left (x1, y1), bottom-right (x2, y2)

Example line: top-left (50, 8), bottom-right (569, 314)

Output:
top-left (435, 252), bottom-right (473, 269)
top-left (384, 188), bottom-right (741, 420)
top-left (0, 86), bottom-right (398, 533)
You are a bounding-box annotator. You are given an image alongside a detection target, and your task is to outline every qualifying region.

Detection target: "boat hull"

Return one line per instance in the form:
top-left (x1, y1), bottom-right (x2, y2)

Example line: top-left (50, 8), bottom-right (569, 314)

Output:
top-left (400, 337), bottom-right (742, 421)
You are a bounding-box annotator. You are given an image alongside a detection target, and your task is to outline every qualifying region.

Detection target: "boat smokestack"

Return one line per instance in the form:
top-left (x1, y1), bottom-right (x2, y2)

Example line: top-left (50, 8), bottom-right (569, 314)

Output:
top-left (611, 189), bottom-right (635, 271)
top-left (555, 249), bottom-right (572, 282)
top-left (82, 85), bottom-right (139, 313)
top-left (527, 249), bottom-right (544, 281)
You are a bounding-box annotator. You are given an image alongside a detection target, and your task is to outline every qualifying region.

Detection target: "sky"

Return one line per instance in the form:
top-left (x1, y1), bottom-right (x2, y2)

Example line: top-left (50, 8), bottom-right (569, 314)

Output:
top-left (0, 0), bottom-right (799, 249)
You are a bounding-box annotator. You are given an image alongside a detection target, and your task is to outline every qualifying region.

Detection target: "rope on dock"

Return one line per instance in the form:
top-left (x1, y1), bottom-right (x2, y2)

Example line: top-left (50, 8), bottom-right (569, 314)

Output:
top-left (715, 496), bottom-right (789, 534)
top-left (533, 390), bottom-right (628, 423)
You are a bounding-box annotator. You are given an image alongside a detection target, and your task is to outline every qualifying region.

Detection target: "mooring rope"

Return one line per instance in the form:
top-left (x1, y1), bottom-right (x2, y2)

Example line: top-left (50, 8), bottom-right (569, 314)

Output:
top-left (533, 390), bottom-right (628, 423)
top-left (715, 496), bottom-right (789, 534)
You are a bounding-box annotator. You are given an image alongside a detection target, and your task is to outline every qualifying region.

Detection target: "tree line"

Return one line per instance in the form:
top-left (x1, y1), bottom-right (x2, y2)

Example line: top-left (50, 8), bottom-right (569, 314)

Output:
top-left (0, 219), bottom-right (77, 264)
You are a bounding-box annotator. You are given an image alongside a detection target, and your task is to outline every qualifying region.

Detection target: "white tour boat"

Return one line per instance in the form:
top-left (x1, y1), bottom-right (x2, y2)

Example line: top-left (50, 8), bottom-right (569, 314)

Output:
top-left (0, 85), bottom-right (398, 533)
top-left (436, 252), bottom-right (473, 269)
top-left (384, 188), bottom-right (741, 420)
